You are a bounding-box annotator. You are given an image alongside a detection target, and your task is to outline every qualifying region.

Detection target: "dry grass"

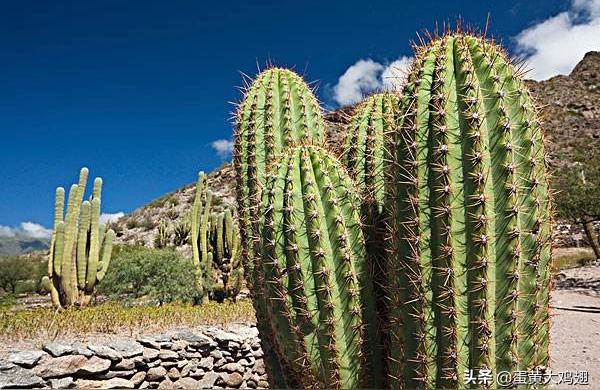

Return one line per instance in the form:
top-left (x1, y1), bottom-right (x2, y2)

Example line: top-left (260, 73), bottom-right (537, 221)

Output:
top-left (552, 247), bottom-right (596, 273)
top-left (0, 300), bottom-right (255, 341)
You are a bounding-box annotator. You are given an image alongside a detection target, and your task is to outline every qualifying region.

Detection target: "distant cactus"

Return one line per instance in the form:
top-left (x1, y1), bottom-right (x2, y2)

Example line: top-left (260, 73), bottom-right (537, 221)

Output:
top-left (191, 172), bottom-right (242, 303)
top-left (42, 168), bottom-right (115, 308)
top-left (384, 33), bottom-right (552, 388)
top-left (154, 220), bottom-right (170, 249)
top-left (173, 218), bottom-right (191, 246)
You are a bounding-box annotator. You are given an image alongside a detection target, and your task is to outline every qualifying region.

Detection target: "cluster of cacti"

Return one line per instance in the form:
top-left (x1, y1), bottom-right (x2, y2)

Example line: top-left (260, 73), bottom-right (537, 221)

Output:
top-left (191, 172), bottom-right (243, 302)
top-left (42, 168), bottom-right (115, 309)
top-left (154, 220), bottom-right (170, 249)
top-left (234, 32), bottom-right (553, 389)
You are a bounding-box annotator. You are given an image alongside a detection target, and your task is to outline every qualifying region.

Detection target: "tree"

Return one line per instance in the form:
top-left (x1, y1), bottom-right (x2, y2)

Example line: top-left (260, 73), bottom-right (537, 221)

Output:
top-left (0, 256), bottom-right (34, 294)
top-left (553, 141), bottom-right (600, 259)
top-left (98, 246), bottom-right (200, 305)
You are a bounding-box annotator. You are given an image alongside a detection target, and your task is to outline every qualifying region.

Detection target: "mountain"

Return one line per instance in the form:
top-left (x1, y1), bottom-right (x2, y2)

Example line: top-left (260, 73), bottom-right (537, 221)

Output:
top-left (112, 52), bottom-right (600, 247)
top-left (0, 236), bottom-right (49, 257)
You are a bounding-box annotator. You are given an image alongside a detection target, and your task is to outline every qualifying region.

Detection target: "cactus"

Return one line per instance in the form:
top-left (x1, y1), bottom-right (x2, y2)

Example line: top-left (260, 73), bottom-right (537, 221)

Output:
top-left (234, 67), bottom-right (327, 388)
top-left (154, 220), bottom-right (170, 249)
top-left (173, 217), bottom-right (191, 246)
top-left (191, 172), bottom-right (243, 302)
top-left (342, 92), bottom-right (402, 356)
top-left (257, 144), bottom-right (383, 389)
top-left (385, 33), bottom-right (552, 388)
top-left (42, 168), bottom-right (115, 308)
top-left (343, 92), bottom-right (400, 214)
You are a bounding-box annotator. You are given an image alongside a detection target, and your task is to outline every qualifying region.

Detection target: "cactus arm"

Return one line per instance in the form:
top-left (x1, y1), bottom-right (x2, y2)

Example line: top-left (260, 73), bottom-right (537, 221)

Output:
top-left (85, 197), bottom-right (101, 291)
top-left (96, 229), bottom-right (114, 281)
top-left (49, 187), bottom-right (65, 277)
top-left (216, 213), bottom-right (224, 264)
top-left (191, 172), bottom-right (205, 268)
top-left (201, 191), bottom-right (212, 264)
top-left (76, 201), bottom-right (91, 288)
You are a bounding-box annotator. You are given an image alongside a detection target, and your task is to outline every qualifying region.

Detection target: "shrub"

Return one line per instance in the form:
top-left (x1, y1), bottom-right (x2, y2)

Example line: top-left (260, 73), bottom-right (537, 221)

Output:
top-left (98, 246), bottom-right (200, 305)
top-left (0, 255), bottom-right (46, 295)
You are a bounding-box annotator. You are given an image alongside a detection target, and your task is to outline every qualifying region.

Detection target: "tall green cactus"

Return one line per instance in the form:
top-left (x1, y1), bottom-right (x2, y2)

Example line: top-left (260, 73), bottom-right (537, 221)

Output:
top-left (191, 172), bottom-right (242, 302)
top-left (234, 67), bottom-right (327, 388)
top-left (385, 33), bottom-right (552, 388)
top-left (257, 144), bottom-right (383, 389)
top-left (42, 168), bottom-right (115, 308)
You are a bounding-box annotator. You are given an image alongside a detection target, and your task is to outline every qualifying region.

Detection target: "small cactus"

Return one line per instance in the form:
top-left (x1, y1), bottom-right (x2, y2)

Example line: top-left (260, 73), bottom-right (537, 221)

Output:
top-left (257, 144), bottom-right (383, 389)
top-left (154, 221), bottom-right (170, 249)
top-left (42, 168), bottom-right (115, 308)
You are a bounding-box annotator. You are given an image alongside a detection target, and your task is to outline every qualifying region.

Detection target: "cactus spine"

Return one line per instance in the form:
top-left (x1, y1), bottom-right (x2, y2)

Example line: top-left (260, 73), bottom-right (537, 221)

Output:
top-left (234, 68), bottom-right (327, 387)
top-left (42, 168), bottom-right (115, 308)
top-left (385, 33), bottom-right (552, 388)
top-left (258, 144), bottom-right (383, 389)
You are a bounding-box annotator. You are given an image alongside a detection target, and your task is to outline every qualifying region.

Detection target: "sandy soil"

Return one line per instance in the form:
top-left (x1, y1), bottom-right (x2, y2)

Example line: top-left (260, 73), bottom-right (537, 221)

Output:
top-left (550, 263), bottom-right (600, 388)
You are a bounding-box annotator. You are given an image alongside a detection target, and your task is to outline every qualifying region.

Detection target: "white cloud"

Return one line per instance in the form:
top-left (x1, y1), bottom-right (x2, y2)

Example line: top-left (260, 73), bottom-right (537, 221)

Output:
top-left (0, 226), bottom-right (16, 238)
top-left (100, 212), bottom-right (125, 224)
top-left (515, 0), bottom-right (600, 80)
top-left (211, 139), bottom-right (234, 158)
top-left (0, 222), bottom-right (52, 239)
top-left (332, 56), bottom-right (413, 106)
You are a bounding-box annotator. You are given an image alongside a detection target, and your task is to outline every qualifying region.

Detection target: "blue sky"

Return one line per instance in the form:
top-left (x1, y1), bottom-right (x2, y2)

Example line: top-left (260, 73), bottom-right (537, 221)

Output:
top-left (1, 0), bottom-right (599, 235)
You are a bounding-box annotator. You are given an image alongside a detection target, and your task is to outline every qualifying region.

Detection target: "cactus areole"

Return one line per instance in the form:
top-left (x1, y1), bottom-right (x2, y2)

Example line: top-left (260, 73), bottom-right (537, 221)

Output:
top-left (385, 33), bottom-right (552, 389)
top-left (258, 144), bottom-right (383, 389)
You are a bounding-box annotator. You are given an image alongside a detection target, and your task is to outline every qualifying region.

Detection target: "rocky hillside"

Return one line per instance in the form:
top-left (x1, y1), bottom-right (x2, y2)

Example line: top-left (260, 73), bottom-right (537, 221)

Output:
top-left (0, 237), bottom-right (49, 257)
top-left (112, 52), bottom-right (600, 248)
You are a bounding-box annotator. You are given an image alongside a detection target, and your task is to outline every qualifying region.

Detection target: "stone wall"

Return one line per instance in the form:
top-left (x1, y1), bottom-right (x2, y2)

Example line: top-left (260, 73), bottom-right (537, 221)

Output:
top-left (0, 324), bottom-right (268, 389)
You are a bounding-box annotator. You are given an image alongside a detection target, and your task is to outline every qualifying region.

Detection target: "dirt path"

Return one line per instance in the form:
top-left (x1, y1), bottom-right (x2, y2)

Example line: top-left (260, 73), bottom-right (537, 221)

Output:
top-left (551, 263), bottom-right (600, 388)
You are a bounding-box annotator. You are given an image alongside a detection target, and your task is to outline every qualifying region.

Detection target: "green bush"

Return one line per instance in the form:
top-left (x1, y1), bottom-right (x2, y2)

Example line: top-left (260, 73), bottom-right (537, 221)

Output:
top-left (0, 255), bottom-right (46, 295)
top-left (98, 246), bottom-right (200, 305)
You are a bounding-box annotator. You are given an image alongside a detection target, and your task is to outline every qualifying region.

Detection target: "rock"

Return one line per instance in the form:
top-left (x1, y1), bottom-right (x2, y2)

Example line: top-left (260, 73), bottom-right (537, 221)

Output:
top-left (210, 350), bottom-right (223, 359)
top-left (75, 378), bottom-right (135, 389)
top-left (167, 367), bottom-right (180, 380)
top-left (137, 337), bottom-right (161, 350)
top-left (180, 362), bottom-right (195, 377)
top-left (189, 369), bottom-right (205, 378)
top-left (80, 356), bottom-right (112, 375)
top-left (221, 372), bottom-right (243, 388)
top-left (87, 345), bottom-right (122, 361)
top-left (161, 361), bottom-right (178, 368)
top-left (0, 365), bottom-right (46, 388)
top-left (171, 329), bottom-right (213, 348)
top-left (176, 359), bottom-right (189, 369)
top-left (158, 350), bottom-right (178, 360)
top-left (43, 342), bottom-right (74, 357)
top-left (252, 349), bottom-right (263, 358)
top-left (146, 366), bottom-right (168, 381)
top-left (174, 377), bottom-right (199, 389)
top-left (114, 358), bottom-right (135, 370)
top-left (198, 356), bottom-right (214, 370)
top-left (143, 348), bottom-right (160, 361)
top-left (33, 355), bottom-right (88, 378)
top-left (240, 357), bottom-right (254, 367)
top-left (253, 359), bottom-right (265, 375)
top-left (246, 379), bottom-right (257, 389)
top-left (9, 350), bottom-right (45, 368)
top-left (107, 340), bottom-right (143, 358)
top-left (50, 376), bottom-right (75, 389)
top-left (257, 380), bottom-right (269, 389)
top-left (204, 327), bottom-right (243, 344)
top-left (68, 342), bottom-right (92, 357)
top-left (130, 371), bottom-right (146, 385)
top-left (222, 362), bottom-right (244, 373)
top-left (180, 350), bottom-right (202, 359)
top-left (0, 359), bottom-right (14, 370)
top-left (98, 370), bottom-right (136, 379)
top-left (171, 340), bottom-right (189, 351)
top-left (214, 358), bottom-right (227, 368)
top-left (157, 378), bottom-right (176, 389)
top-left (197, 371), bottom-right (219, 388)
